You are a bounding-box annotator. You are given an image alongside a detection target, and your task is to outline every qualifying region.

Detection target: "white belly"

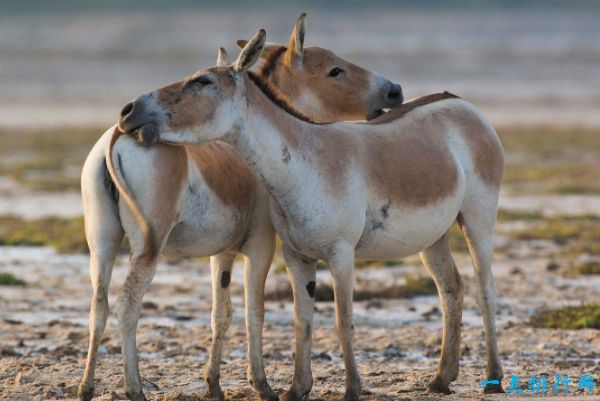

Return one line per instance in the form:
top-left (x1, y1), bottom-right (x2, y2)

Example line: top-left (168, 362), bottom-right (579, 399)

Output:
top-left (355, 189), bottom-right (464, 260)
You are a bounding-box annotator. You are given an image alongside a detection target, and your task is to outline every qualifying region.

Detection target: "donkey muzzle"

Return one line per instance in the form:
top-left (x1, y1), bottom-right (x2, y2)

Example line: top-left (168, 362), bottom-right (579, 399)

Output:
top-left (118, 98), bottom-right (159, 147)
top-left (384, 82), bottom-right (404, 106)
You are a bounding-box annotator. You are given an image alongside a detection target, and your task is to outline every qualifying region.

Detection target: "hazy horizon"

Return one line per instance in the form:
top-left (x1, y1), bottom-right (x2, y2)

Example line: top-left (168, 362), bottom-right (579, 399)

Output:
top-left (1, 5), bottom-right (599, 128)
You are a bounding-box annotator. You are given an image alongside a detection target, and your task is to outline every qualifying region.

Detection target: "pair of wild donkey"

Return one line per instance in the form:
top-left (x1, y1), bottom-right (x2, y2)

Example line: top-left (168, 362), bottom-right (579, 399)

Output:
top-left (78, 14), bottom-right (505, 401)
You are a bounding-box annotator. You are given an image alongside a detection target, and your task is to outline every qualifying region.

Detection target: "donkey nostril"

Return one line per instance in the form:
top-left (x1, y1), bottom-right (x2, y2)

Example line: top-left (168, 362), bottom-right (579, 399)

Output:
top-left (120, 102), bottom-right (134, 117)
top-left (388, 86), bottom-right (401, 99)
top-left (385, 84), bottom-right (403, 105)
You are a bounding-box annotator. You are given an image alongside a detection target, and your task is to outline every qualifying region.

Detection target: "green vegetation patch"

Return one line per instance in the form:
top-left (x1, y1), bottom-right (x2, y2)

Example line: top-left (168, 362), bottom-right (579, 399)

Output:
top-left (530, 304), bottom-right (600, 330)
top-left (499, 125), bottom-right (600, 160)
top-left (498, 125), bottom-right (600, 195)
top-left (504, 163), bottom-right (600, 195)
top-left (448, 208), bottom-right (543, 253)
top-left (382, 274), bottom-right (437, 298)
top-left (510, 214), bottom-right (600, 256)
top-left (0, 272), bottom-right (26, 286)
top-left (497, 209), bottom-right (543, 222)
top-left (351, 274), bottom-right (437, 301)
top-left (0, 125), bottom-right (104, 191)
top-left (573, 260), bottom-right (600, 275)
top-left (0, 215), bottom-right (87, 253)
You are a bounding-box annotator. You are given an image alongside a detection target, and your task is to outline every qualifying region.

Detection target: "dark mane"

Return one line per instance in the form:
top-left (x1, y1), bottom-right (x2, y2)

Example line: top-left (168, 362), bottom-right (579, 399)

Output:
top-left (247, 71), bottom-right (331, 125)
top-left (367, 92), bottom-right (460, 125)
top-left (257, 46), bottom-right (286, 79)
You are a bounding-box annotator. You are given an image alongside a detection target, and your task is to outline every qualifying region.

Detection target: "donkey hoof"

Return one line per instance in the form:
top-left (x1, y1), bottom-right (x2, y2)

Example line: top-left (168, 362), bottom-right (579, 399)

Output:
top-left (125, 391), bottom-right (148, 401)
top-left (257, 386), bottom-right (279, 401)
top-left (281, 390), bottom-right (305, 401)
top-left (251, 377), bottom-right (278, 401)
top-left (260, 393), bottom-right (279, 401)
top-left (77, 385), bottom-right (94, 401)
top-left (484, 382), bottom-right (505, 394)
top-left (204, 388), bottom-right (225, 401)
top-left (344, 388), bottom-right (360, 401)
top-left (427, 376), bottom-right (452, 395)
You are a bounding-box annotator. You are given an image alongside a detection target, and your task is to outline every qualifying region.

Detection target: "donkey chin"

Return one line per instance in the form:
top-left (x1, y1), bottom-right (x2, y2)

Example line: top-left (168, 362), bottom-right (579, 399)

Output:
top-left (118, 122), bottom-right (159, 147)
top-left (133, 123), bottom-right (160, 147)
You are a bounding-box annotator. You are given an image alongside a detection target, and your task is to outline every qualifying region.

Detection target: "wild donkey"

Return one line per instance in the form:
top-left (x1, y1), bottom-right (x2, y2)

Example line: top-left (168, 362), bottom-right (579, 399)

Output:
top-left (116, 30), bottom-right (505, 401)
top-left (79, 15), bottom-right (402, 401)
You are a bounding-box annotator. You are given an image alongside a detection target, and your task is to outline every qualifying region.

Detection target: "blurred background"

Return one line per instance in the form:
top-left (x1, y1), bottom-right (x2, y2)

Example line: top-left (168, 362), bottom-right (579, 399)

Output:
top-left (2, 1), bottom-right (600, 400)
top-left (2, 0), bottom-right (599, 128)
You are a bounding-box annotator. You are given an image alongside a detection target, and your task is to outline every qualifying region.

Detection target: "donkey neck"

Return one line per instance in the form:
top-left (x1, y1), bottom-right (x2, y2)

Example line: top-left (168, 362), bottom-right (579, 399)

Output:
top-left (226, 75), bottom-right (333, 203)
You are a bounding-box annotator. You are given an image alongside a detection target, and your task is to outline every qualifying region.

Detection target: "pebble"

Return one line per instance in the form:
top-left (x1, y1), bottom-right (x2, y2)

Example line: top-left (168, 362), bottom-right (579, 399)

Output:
top-left (142, 378), bottom-right (160, 391)
top-left (383, 345), bottom-right (403, 358)
top-left (315, 351), bottom-right (332, 361)
top-left (546, 261), bottom-right (561, 271)
top-left (14, 372), bottom-right (33, 385)
top-left (1, 347), bottom-right (21, 357)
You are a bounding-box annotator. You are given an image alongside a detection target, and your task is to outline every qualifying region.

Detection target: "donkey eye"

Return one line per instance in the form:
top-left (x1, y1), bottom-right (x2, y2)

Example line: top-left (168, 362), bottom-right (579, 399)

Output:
top-left (190, 76), bottom-right (213, 86)
top-left (328, 67), bottom-right (344, 77)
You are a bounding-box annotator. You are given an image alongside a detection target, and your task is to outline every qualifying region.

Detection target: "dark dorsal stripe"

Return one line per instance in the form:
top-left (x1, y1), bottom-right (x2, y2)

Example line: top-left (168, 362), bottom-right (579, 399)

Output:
top-left (367, 91), bottom-right (461, 125)
top-left (257, 46), bottom-right (286, 80)
top-left (247, 71), bottom-right (331, 125)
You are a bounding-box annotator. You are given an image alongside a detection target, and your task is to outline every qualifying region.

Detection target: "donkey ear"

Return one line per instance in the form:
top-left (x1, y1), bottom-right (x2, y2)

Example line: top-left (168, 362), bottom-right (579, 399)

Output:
top-left (284, 12), bottom-right (306, 68)
top-left (234, 29), bottom-right (266, 72)
top-left (238, 39), bottom-right (284, 60)
top-left (216, 47), bottom-right (230, 67)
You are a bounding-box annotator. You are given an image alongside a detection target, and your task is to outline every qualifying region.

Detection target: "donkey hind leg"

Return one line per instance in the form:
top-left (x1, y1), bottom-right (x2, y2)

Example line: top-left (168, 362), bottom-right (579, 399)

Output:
top-left (459, 198), bottom-right (504, 394)
top-left (116, 250), bottom-right (159, 401)
top-left (329, 242), bottom-right (360, 401)
top-left (281, 245), bottom-right (317, 401)
top-left (117, 233), bottom-right (169, 401)
top-left (78, 212), bottom-right (124, 401)
top-left (204, 252), bottom-right (236, 401)
top-left (420, 231), bottom-right (464, 394)
top-left (242, 236), bottom-right (278, 401)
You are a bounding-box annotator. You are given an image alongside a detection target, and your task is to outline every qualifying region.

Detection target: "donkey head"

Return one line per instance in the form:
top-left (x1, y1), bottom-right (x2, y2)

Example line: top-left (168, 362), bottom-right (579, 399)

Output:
top-left (118, 30), bottom-right (269, 146)
top-left (238, 13), bottom-right (402, 121)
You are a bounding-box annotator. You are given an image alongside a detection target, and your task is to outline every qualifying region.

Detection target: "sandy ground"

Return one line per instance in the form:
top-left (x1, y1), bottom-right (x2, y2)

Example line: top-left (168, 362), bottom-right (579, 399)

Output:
top-left (2, 238), bottom-right (600, 401)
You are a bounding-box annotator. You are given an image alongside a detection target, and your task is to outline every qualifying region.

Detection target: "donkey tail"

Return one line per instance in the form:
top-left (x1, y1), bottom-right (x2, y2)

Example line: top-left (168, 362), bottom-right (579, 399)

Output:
top-left (105, 126), bottom-right (155, 260)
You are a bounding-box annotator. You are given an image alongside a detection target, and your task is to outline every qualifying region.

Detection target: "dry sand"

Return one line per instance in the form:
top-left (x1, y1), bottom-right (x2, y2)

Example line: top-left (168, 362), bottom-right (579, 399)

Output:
top-left (2, 241), bottom-right (600, 401)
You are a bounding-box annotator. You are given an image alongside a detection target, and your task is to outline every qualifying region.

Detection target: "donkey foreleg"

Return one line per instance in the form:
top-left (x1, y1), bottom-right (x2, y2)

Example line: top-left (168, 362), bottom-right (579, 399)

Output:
top-left (242, 236), bottom-right (278, 401)
top-left (204, 253), bottom-right (236, 401)
top-left (281, 245), bottom-right (317, 401)
top-left (328, 242), bottom-right (360, 401)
